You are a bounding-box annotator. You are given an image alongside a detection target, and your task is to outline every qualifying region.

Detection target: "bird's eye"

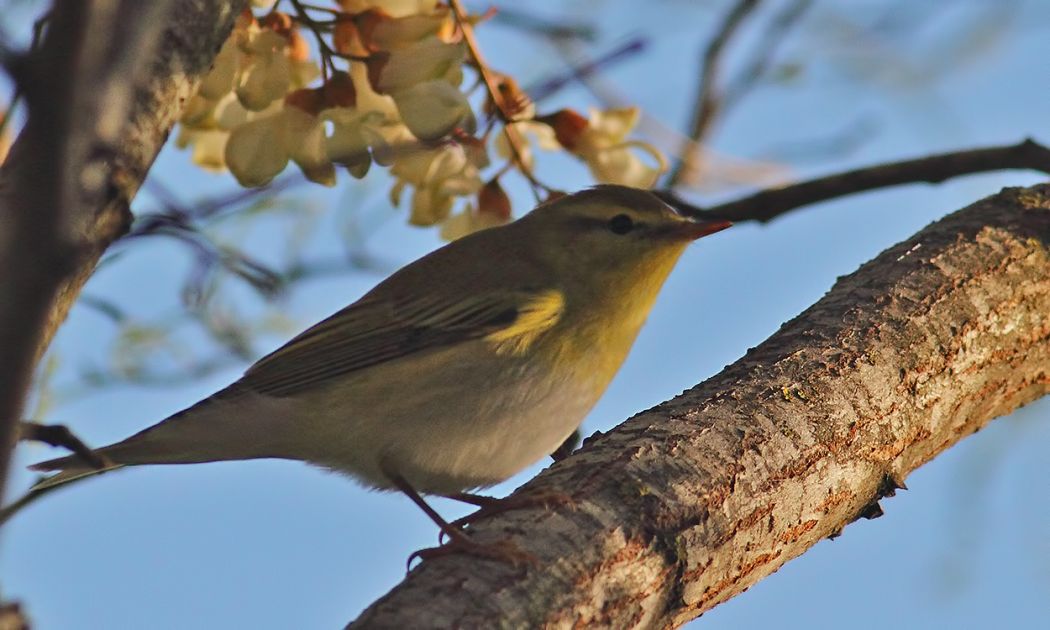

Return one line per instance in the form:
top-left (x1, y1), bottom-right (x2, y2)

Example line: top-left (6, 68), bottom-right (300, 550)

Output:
top-left (608, 213), bottom-right (634, 235)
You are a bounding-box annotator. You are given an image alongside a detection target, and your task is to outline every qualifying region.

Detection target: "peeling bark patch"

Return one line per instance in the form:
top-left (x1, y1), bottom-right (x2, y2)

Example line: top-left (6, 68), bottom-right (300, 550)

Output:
top-left (818, 489), bottom-right (853, 513)
top-left (739, 504), bottom-right (775, 532)
top-left (868, 426), bottom-right (932, 461)
top-left (779, 519), bottom-right (818, 544)
top-left (696, 551), bottom-right (782, 608)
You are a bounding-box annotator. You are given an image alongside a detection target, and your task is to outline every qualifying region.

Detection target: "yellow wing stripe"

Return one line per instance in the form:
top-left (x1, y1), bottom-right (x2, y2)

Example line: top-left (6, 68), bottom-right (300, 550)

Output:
top-left (485, 290), bottom-right (564, 356)
top-left (234, 289), bottom-right (557, 397)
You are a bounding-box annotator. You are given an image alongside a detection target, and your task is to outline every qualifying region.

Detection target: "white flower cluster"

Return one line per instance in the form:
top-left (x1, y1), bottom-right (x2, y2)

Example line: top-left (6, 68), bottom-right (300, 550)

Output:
top-left (177, 1), bottom-right (667, 238)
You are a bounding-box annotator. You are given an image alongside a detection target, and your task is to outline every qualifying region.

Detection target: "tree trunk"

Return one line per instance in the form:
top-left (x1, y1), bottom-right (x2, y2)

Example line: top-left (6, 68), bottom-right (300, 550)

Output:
top-left (350, 184), bottom-right (1050, 629)
top-left (0, 0), bottom-right (245, 507)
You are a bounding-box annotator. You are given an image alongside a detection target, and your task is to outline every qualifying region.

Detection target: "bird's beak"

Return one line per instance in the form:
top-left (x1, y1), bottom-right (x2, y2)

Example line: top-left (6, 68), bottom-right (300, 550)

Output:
top-left (674, 217), bottom-right (732, 240)
top-left (652, 191), bottom-right (732, 240)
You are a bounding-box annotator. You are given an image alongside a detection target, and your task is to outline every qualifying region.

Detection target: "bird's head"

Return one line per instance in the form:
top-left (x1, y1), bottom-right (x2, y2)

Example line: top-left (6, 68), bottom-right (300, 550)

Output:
top-left (518, 185), bottom-right (731, 288)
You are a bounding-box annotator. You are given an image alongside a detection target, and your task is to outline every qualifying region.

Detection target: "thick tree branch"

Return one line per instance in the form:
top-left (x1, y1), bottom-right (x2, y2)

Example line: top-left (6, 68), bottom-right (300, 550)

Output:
top-left (351, 184), bottom-right (1050, 628)
top-left (0, 0), bottom-right (245, 505)
top-left (659, 138), bottom-right (1050, 223)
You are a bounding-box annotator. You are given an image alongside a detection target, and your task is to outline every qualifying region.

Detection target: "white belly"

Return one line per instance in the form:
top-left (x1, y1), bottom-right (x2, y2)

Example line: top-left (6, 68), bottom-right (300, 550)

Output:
top-left (281, 340), bottom-right (603, 494)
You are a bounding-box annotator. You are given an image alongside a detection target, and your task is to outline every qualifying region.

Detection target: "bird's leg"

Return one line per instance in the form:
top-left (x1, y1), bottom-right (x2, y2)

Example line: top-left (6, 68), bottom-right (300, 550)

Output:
top-left (550, 429), bottom-right (581, 462)
top-left (388, 475), bottom-right (537, 569)
top-left (390, 475), bottom-right (465, 542)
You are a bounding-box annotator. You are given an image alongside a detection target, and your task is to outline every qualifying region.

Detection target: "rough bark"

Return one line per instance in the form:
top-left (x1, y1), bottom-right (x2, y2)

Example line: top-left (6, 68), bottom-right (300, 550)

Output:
top-left (351, 184), bottom-right (1050, 628)
top-left (0, 0), bottom-right (245, 504)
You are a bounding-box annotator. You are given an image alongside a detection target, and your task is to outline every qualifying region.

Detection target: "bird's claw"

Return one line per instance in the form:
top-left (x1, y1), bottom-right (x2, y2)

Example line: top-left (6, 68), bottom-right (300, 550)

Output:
top-left (407, 537), bottom-right (538, 572)
top-left (437, 490), bottom-right (575, 544)
top-left (451, 490), bottom-right (575, 530)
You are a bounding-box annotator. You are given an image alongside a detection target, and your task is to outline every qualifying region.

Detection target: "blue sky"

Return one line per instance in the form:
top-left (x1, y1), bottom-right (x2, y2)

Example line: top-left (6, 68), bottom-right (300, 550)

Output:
top-left (1, 1), bottom-right (1048, 628)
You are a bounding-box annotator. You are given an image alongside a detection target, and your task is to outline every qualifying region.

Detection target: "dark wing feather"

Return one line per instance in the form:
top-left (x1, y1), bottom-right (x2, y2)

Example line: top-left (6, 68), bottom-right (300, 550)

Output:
top-left (233, 291), bottom-right (524, 398)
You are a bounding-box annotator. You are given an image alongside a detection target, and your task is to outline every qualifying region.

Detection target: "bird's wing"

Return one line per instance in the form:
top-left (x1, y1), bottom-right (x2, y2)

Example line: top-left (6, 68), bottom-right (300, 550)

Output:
top-left (233, 288), bottom-right (564, 398)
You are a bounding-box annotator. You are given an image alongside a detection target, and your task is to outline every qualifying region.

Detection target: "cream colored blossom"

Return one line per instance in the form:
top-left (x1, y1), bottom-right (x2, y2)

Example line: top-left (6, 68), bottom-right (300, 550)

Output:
top-left (370, 9), bottom-right (451, 50)
top-left (347, 61), bottom-right (398, 118)
top-left (175, 0), bottom-right (667, 237)
top-left (178, 13), bottom-right (321, 178)
top-left (325, 108), bottom-right (389, 178)
top-left (337, 0), bottom-right (439, 18)
top-left (236, 30), bottom-right (293, 111)
top-left (225, 105), bottom-right (335, 187)
top-left (286, 107), bottom-right (335, 186)
top-left (372, 37), bottom-right (465, 94)
top-left (198, 35), bottom-right (241, 100)
top-left (575, 107), bottom-right (666, 188)
top-left (389, 143), bottom-right (484, 225)
top-left (495, 119), bottom-right (559, 171)
top-left (439, 203), bottom-right (507, 240)
top-left (176, 128), bottom-right (228, 172)
top-left (392, 80), bottom-right (475, 141)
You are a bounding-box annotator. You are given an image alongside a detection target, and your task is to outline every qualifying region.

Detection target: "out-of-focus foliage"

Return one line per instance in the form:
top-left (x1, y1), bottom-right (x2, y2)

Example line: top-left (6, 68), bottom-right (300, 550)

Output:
top-left (177, 0), bottom-right (666, 239)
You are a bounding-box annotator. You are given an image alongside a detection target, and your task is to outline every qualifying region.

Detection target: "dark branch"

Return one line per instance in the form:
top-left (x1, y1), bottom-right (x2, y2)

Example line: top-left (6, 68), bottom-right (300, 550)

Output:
top-left (18, 422), bottom-right (110, 469)
top-left (660, 139), bottom-right (1050, 223)
top-left (527, 38), bottom-right (648, 103)
top-left (490, 6), bottom-right (596, 41)
top-left (667, 0), bottom-right (763, 186)
top-left (722, 0), bottom-right (811, 110)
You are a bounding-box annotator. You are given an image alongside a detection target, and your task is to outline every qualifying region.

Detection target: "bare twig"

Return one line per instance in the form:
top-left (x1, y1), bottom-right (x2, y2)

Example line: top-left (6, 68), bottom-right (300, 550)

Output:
top-left (526, 38), bottom-right (647, 103)
top-left (449, 0), bottom-right (546, 198)
top-left (722, 0), bottom-right (811, 110)
top-left (667, 0), bottom-right (763, 187)
top-left (0, 424), bottom-right (111, 529)
top-left (18, 422), bottom-right (110, 469)
top-left (490, 7), bottom-right (596, 42)
top-left (659, 139), bottom-right (1050, 223)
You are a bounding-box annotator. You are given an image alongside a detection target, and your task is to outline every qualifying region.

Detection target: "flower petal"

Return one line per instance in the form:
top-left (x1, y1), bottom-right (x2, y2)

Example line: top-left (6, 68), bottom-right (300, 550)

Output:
top-left (392, 80), bottom-right (474, 141)
top-left (372, 38), bottom-right (465, 93)
top-left (225, 115), bottom-right (289, 186)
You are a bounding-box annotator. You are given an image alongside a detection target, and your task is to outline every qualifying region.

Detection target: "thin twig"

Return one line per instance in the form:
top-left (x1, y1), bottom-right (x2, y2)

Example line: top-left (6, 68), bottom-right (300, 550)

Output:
top-left (288, 0), bottom-right (335, 79)
top-left (526, 38), bottom-right (647, 103)
top-left (667, 0), bottom-right (763, 187)
top-left (449, 0), bottom-right (546, 199)
top-left (489, 6), bottom-right (596, 41)
top-left (18, 422), bottom-right (110, 469)
top-left (722, 0), bottom-right (811, 110)
top-left (658, 139), bottom-right (1050, 223)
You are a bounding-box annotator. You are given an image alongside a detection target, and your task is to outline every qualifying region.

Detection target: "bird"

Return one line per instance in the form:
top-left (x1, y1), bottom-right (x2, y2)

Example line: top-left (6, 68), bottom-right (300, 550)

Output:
top-left (27, 184), bottom-right (730, 561)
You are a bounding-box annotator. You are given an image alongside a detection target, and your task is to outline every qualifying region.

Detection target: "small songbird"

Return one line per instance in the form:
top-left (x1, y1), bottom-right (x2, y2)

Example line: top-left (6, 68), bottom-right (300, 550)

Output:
top-left (28, 185), bottom-right (730, 559)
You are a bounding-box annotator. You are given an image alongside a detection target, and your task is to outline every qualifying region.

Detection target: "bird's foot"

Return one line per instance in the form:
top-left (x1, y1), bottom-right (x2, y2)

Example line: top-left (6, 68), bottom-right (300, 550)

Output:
top-left (407, 535), bottom-right (537, 571)
top-left (447, 489), bottom-right (575, 533)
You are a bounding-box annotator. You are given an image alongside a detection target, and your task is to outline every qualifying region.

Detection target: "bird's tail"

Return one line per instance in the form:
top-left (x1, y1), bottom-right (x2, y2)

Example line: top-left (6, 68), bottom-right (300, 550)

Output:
top-left (28, 451), bottom-right (127, 490)
top-left (0, 456), bottom-right (125, 526)
top-left (14, 430), bottom-right (168, 516)
top-left (6, 393), bottom-right (291, 525)
top-left (6, 397), bottom-right (232, 522)
top-left (23, 406), bottom-right (207, 492)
